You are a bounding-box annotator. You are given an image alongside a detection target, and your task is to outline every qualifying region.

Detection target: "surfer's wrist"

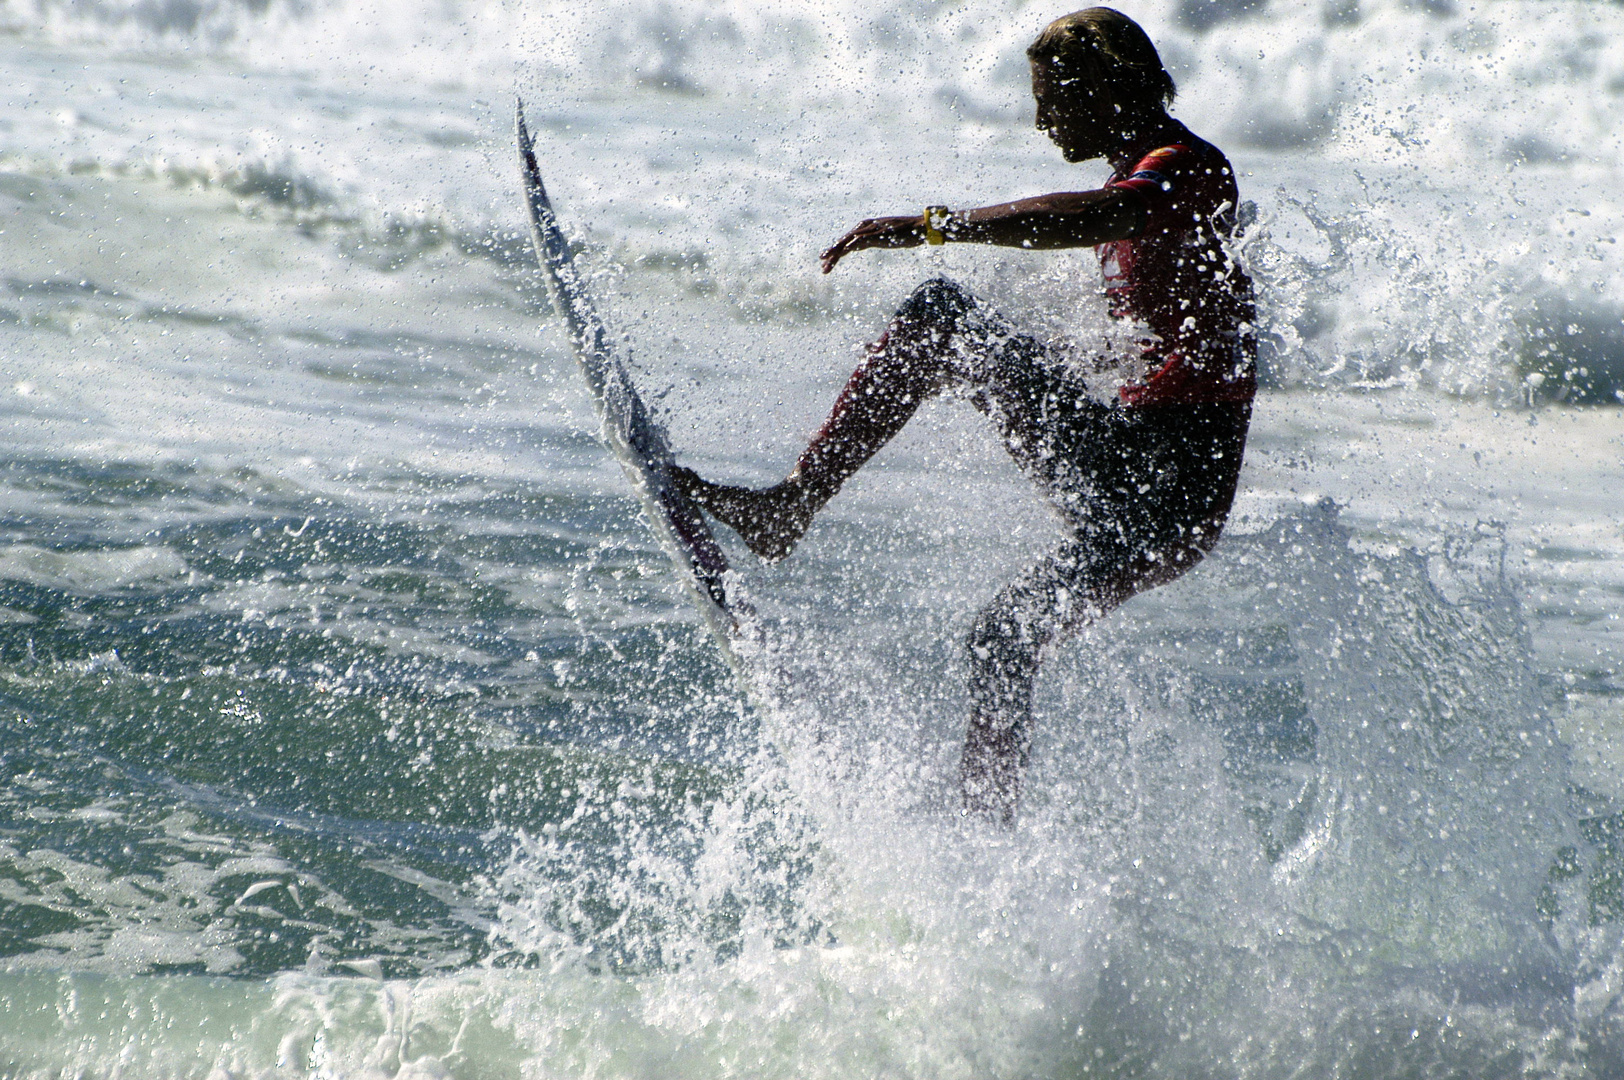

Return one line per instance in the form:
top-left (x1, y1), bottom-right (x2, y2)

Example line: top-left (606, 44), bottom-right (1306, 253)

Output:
top-left (922, 205), bottom-right (953, 245)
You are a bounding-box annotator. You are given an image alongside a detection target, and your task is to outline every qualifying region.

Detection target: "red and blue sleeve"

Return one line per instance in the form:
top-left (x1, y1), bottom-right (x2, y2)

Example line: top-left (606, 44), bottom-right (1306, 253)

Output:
top-left (1107, 144), bottom-right (1194, 236)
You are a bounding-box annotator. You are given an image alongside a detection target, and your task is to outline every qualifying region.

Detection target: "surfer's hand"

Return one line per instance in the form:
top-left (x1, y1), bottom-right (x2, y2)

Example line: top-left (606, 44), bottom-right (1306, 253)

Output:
top-left (820, 216), bottom-right (924, 273)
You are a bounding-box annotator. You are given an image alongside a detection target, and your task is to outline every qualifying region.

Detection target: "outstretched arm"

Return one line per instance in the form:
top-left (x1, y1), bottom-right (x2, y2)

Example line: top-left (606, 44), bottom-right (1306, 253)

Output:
top-left (819, 188), bottom-right (1144, 273)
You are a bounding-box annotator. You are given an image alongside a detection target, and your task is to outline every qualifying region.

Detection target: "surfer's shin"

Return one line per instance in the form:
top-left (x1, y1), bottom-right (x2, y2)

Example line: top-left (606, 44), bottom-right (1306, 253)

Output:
top-left (960, 705), bottom-right (1031, 824)
top-left (789, 284), bottom-right (962, 508)
top-left (958, 605), bottom-right (1041, 823)
top-left (790, 354), bottom-right (925, 504)
top-left (686, 283), bottom-right (970, 562)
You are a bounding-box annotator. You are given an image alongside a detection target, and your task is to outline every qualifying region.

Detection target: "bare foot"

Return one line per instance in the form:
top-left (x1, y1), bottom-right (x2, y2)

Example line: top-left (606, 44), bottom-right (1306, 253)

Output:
top-left (670, 466), bottom-right (814, 562)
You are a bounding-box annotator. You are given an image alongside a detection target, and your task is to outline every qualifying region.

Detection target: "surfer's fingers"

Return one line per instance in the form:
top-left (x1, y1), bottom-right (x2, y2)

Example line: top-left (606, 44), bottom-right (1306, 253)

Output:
top-left (821, 218), bottom-right (921, 271)
top-left (820, 233), bottom-right (865, 272)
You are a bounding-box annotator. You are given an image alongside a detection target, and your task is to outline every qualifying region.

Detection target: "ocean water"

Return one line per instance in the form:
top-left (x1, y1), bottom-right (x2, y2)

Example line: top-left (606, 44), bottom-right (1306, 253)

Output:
top-left (1, 0), bottom-right (1622, 1075)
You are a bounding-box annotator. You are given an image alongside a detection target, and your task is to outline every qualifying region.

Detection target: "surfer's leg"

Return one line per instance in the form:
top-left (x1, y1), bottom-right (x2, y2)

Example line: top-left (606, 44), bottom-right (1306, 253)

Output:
top-left (958, 403), bottom-right (1254, 823)
top-left (958, 537), bottom-right (1204, 824)
top-left (958, 543), bottom-right (1118, 824)
top-left (954, 359), bottom-right (1118, 824)
top-left (678, 279), bottom-right (989, 561)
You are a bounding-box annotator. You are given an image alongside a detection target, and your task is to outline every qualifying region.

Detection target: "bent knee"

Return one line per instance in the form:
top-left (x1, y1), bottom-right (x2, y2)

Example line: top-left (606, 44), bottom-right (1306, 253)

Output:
top-left (898, 278), bottom-right (974, 324)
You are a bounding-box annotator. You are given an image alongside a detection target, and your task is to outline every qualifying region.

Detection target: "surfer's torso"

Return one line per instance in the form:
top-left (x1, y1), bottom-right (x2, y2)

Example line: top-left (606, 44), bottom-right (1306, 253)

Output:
top-left (1097, 126), bottom-right (1256, 408)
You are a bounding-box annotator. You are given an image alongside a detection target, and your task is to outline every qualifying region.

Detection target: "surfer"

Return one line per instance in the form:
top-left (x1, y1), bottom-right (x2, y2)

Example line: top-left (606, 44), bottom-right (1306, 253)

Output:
top-left (674, 7), bottom-right (1255, 823)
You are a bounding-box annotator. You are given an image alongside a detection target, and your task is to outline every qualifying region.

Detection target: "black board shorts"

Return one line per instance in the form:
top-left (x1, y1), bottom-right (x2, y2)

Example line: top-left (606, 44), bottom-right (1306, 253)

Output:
top-left (904, 278), bottom-right (1251, 573)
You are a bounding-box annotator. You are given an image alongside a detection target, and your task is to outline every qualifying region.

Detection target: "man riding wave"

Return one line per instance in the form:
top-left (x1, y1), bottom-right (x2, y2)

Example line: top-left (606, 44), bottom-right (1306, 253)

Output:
top-left (675, 8), bottom-right (1256, 824)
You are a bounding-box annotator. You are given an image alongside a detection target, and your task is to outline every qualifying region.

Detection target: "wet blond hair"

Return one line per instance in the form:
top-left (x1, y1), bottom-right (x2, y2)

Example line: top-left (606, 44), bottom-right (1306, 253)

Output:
top-left (1027, 8), bottom-right (1176, 112)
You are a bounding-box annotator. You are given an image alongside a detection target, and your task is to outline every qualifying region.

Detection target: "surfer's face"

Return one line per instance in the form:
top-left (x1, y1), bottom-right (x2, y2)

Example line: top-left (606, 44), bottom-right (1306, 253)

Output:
top-left (1031, 61), bottom-right (1121, 163)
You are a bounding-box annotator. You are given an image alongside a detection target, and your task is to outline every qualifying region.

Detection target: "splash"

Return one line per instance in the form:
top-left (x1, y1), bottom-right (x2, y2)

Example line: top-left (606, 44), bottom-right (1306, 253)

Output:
top-left (454, 500), bottom-right (1607, 1078)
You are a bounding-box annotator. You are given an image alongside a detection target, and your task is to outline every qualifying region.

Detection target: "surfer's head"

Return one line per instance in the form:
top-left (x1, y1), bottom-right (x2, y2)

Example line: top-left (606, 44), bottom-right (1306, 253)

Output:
top-left (1028, 8), bottom-right (1176, 162)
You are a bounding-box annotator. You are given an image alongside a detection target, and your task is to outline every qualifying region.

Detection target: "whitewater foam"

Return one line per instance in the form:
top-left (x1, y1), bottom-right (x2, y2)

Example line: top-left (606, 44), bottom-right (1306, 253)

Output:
top-left (9, 0), bottom-right (1624, 400)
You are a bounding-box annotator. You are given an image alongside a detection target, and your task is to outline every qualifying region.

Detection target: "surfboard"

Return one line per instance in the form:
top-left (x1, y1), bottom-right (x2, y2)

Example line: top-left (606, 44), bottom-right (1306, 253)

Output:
top-left (516, 101), bottom-right (750, 673)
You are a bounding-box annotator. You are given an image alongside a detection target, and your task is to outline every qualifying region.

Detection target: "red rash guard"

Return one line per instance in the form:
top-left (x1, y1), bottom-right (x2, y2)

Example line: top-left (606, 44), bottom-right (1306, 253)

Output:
top-left (1097, 129), bottom-right (1256, 408)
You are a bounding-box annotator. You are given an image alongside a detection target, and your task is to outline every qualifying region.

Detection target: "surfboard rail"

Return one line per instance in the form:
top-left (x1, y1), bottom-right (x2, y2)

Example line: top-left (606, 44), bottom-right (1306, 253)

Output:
top-left (516, 101), bottom-right (750, 671)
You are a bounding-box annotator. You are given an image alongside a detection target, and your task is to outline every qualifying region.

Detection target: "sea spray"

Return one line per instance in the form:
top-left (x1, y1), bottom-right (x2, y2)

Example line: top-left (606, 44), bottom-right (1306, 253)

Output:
top-left (452, 500), bottom-right (1597, 1078)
